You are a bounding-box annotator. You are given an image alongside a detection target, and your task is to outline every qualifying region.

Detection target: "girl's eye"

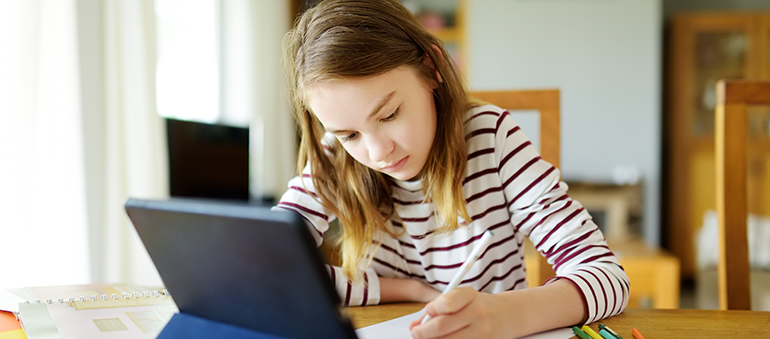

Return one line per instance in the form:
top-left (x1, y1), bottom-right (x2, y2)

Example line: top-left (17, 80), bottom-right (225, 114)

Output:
top-left (381, 107), bottom-right (400, 122)
top-left (340, 132), bottom-right (358, 143)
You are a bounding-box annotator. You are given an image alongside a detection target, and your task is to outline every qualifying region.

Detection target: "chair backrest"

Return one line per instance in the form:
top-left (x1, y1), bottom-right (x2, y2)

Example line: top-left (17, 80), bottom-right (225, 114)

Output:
top-left (714, 80), bottom-right (770, 310)
top-left (470, 89), bottom-right (560, 287)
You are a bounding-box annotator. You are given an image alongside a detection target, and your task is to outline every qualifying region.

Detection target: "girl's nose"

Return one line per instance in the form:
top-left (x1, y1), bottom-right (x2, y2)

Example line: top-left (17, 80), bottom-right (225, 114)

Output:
top-left (365, 134), bottom-right (394, 163)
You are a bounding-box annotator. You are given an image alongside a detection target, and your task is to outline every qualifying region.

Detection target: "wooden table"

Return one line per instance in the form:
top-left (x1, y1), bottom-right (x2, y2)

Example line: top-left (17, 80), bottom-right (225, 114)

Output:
top-left (345, 304), bottom-right (770, 338)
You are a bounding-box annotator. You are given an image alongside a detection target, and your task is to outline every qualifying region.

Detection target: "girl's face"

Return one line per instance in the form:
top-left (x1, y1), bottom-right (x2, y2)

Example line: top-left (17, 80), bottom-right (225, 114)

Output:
top-left (307, 65), bottom-right (438, 181)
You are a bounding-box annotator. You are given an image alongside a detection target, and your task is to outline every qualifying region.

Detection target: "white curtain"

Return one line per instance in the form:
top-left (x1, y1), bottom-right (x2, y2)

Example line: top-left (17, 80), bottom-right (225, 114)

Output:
top-left (0, 0), bottom-right (91, 288)
top-left (96, 0), bottom-right (168, 287)
top-left (250, 0), bottom-right (295, 201)
top-left (0, 0), bottom-right (167, 289)
top-left (220, 0), bottom-right (294, 201)
top-left (0, 0), bottom-right (292, 289)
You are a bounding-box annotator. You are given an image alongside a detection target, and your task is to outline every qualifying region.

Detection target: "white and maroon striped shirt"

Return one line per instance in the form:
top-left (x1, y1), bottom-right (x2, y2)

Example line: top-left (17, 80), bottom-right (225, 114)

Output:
top-left (276, 104), bottom-right (629, 324)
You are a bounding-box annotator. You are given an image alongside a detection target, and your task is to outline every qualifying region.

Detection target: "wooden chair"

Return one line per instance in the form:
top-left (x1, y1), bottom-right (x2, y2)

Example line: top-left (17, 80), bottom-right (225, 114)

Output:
top-left (470, 89), bottom-right (560, 287)
top-left (714, 80), bottom-right (770, 310)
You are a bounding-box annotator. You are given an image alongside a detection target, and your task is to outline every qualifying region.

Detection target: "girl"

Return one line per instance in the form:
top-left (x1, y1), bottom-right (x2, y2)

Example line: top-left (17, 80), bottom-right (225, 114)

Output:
top-left (277, 0), bottom-right (629, 338)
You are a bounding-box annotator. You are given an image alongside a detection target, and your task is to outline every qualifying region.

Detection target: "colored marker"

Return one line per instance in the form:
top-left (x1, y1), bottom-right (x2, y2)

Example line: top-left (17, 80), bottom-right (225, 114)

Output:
top-left (582, 326), bottom-right (603, 339)
top-left (573, 326), bottom-right (591, 339)
top-left (599, 328), bottom-right (618, 339)
top-left (631, 328), bottom-right (646, 339)
top-left (598, 323), bottom-right (624, 339)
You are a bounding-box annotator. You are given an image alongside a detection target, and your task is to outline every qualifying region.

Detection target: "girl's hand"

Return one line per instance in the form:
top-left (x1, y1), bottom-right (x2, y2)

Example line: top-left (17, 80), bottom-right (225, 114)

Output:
top-left (408, 286), bottom-right (520, 339)
top-left (379, 277), bottom-right (441, 303)
top-left (407, 279), bottom-right (587, 339)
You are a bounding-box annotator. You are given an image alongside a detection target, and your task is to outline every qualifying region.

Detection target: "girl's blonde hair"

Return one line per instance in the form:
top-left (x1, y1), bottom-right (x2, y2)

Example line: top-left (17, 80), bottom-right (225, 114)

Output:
top-left (283, 0), bottom-right (471, 279)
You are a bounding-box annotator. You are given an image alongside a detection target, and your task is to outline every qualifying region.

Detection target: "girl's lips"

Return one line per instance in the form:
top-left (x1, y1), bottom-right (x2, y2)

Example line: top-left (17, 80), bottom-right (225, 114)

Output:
top-left (381, 156), bottom-right (408, 172)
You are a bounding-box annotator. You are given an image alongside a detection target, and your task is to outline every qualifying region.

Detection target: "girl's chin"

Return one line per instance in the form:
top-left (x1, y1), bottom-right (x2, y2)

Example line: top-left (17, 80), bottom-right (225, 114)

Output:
top-left (389, 168), bottom-right (424, 182)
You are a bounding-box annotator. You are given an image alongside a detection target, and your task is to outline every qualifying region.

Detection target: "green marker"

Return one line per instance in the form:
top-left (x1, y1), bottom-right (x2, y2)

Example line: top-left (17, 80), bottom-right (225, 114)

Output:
top-left (573, 326), bottom-right (591, 339)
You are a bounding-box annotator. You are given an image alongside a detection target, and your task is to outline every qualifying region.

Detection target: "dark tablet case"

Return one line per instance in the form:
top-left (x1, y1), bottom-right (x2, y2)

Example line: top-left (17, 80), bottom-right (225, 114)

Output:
top-left (124, 198), bottom-right (358, 339)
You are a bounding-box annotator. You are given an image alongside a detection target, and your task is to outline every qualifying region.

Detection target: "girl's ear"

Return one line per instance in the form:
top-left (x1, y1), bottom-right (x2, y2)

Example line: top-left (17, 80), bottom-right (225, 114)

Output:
top-left (423, 44), bottom-right (444, 87)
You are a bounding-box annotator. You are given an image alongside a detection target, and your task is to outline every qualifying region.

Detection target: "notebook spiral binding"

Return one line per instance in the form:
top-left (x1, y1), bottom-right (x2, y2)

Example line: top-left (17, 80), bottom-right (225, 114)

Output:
top-left (23, 289), bottom-right (174, 311)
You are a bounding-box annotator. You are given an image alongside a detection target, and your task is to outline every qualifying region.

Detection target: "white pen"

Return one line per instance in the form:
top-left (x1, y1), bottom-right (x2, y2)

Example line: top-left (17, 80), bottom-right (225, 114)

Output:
top-left (420, 230), bottom-right (495, 325)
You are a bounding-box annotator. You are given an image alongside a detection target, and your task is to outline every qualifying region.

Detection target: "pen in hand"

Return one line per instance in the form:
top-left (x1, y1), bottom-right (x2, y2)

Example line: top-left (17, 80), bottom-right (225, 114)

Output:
top-left (419, 230), bottom-right (495, 325)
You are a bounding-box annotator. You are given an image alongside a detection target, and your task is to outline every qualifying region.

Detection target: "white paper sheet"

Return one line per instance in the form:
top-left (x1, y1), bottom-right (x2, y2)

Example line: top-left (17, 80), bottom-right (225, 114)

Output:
top-left (354, 311), bottom-right (418, 339)
top-left (354, 311), bottom-right (574, 339)
top-left (0, 289), bottom-right (25, 314)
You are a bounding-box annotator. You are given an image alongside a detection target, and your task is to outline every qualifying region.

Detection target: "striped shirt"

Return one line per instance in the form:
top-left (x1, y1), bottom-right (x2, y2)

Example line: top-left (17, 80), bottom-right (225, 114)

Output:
top-left (276, 104), bottom-right (629, 324)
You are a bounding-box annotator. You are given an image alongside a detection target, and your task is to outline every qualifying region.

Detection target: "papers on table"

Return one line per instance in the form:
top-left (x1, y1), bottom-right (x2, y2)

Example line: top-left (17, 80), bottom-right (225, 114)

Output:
top-left (354, 311), bottom-right (419, 339)
top-left (0, 290), bottom-right (24, 314)
top-left (7, 284), bottom-right (177, 339)
top-left (355, 311), bottom-right (575, 339)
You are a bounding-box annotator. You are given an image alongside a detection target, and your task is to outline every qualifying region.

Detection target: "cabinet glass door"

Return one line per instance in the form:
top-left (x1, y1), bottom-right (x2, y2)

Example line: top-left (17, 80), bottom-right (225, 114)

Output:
top-left (694, 32), bottom-right (748, 136)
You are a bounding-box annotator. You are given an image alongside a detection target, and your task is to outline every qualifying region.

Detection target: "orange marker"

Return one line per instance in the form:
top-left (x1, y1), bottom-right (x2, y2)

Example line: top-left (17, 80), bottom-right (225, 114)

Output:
top-left (631, 328), bottom-right (646, 339)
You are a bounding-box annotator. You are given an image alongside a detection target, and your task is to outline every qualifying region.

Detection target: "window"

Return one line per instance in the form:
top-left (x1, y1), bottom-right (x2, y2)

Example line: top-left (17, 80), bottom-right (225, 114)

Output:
top-left (155, 0), bottom-right (222, 124)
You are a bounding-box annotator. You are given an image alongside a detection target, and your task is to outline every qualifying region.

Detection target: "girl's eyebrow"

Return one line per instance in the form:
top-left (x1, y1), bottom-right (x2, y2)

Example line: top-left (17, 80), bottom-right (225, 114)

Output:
top-left (325, 90), bottom-right (397, 134)
top-left (365, 90), bottom-right (397, 120)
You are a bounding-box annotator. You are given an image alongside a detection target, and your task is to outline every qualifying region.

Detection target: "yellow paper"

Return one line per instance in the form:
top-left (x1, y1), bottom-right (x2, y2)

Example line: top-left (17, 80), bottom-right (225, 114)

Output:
top-left (93, 318), bottom-right (127, 332)
top-left (0, 329), bottom-right (27, 339)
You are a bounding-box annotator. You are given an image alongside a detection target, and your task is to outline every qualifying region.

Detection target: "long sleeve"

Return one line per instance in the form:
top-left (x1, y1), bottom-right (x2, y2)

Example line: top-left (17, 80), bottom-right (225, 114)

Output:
top-left (273, 166), bottom-right (381, 306)
top-left (487, 106), bottom-right (630, 323)
top-left (273, 104), bottom-right (629, 319)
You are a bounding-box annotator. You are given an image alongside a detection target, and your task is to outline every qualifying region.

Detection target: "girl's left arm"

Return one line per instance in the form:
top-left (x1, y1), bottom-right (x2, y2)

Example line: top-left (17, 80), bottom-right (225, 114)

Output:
top-left (491, 110), bottom-right (629, 324)
top-left (379, 277), bottom-right (441, 303)
top-left (409, 107), bottom-right (628, 338)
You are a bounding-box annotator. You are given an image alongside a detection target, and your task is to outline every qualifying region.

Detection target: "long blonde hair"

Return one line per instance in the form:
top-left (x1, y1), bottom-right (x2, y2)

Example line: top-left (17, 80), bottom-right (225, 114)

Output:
top-left (283, 0), bottom-right (471, 279)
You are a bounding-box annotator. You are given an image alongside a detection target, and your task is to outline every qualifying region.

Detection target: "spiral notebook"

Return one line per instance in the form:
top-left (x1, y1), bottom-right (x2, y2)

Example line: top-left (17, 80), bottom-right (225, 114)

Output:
top-left (124, 198), bottom-right (358, 339)
top-left (12, 283), bottom-right (177, 339)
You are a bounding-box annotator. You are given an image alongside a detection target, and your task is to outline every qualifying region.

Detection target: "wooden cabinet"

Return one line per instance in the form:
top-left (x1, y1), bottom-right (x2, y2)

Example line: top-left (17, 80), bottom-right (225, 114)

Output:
top-left (665, 12), bottom-right (770, 280)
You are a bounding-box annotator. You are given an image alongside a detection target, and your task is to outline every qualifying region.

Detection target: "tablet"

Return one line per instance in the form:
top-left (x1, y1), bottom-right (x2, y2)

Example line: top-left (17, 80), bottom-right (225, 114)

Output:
top-left (124, 198), bottom-right (358, 339)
